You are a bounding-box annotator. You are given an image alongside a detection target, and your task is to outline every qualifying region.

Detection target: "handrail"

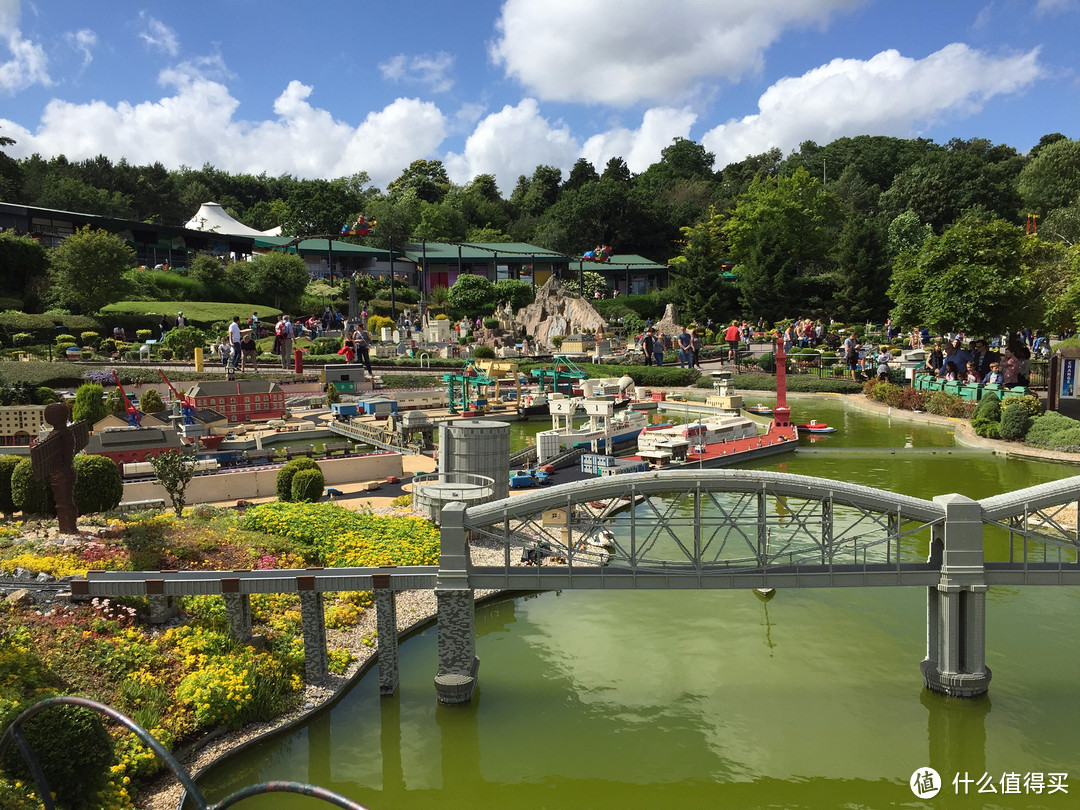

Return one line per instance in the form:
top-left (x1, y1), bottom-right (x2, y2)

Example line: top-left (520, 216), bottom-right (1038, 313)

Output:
top-left (0, 696), bottom-right (370, 810)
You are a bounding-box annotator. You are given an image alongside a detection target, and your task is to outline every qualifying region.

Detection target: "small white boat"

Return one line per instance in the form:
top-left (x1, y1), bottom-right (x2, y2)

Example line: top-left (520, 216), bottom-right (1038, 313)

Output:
top-left (745, 404), bottom-right (773, 416)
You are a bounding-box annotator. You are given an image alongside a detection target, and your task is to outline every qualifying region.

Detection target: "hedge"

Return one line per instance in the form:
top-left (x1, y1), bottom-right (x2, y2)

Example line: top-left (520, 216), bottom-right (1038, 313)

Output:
top-left (0, 311), bottom-right (102, 346)
top-left (98, 301), bottom-right (282, 335)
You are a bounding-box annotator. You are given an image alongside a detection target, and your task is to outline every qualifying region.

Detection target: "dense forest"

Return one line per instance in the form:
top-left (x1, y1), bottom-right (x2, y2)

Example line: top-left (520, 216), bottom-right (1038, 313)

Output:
top-left (2, 130), bottom-right (1080, 334)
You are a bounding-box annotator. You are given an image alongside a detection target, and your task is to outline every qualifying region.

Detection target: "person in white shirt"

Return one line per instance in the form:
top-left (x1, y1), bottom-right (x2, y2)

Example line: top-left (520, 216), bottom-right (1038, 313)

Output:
top-left (228, 316), bottom-right (242, 369)
top-left (279, 315), bottom-right (295, 369)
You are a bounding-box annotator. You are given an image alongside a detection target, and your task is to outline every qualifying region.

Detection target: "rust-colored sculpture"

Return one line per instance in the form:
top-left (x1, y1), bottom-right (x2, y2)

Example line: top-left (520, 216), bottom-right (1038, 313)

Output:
top-left (30, 403), bottom-right (88, 534)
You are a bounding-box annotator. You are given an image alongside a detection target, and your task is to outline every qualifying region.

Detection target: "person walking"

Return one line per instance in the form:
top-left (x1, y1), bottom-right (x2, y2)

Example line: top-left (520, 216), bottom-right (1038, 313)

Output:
top-left (652, 330), bottom-right (666, 367)
top-left (228, 316), bottom-right (243, 370)
top-left (724, 321), bottom-right (741, 365)
top-left (354, 323), bottom-right (373, 379)
top-left (691, 328), bottom-right (703, 370)
top-left (278, 315), bottom-right (294, 369)
top-left (677, 326), bottom-right (692, 368)
top-left (642, 328), bottom-right (656, 366)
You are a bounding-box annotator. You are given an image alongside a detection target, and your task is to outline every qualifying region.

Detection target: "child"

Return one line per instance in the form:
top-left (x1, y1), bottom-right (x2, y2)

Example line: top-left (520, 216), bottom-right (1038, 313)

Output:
top-left (983, 362), bottom-right (1003, 385)
top-left (965, 361), bottom-right (980, 384)
top-left (217, 336), bottom-right (231, 367)
top-left (876, 346), bottom-right (892, 381)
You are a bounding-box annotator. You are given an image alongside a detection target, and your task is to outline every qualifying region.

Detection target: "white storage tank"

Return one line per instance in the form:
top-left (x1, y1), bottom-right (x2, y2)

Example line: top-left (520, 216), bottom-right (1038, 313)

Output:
top-left (438, 419), bottom-right (510, 502)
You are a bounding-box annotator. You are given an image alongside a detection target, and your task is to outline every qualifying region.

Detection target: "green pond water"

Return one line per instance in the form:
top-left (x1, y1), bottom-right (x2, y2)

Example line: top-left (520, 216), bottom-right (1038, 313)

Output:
top-left (193, 397), bottom-right (1080, 810)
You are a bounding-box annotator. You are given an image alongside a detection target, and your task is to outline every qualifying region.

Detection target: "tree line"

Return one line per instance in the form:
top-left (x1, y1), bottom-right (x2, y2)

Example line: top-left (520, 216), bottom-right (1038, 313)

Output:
top-left (2, 130), bottom-right (1080, 336)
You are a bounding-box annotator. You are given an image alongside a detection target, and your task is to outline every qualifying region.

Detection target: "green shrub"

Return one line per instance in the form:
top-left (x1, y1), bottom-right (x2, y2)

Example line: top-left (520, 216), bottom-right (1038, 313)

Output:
top-left (325, 383), bottom-right (341, 405)
top-left (973, 391), bottom-right (1001, 423)
top-left (136, 329), bottom-right (152, 342)
top-left (160, 326), bottom-right (204, 360)
top-left (482, 317), bottom-right (499, 329)
top-left (367, 314), bottom-right (393, 334)
top-left (72, 382), bottom-right (107, 425)
top-left (11, 457), bottom-right (55, 516)
top-left (473, 345), bottom-right (495, 360)
top-left (54, 333), bottom-right (77, 347)
top-left (1025, 411), bottom-right (1080, 451)
top-left (0, 703), bottom-right (114, 810)
top-left (79, 330), bottom-right (101, 348)
top-left (72, 454), bottom-right (123, 514)
top-left (0, 454), bottom-right (21, 517)
top-left (275, 457), bottom-right (321, 502)
top-left (12, 332), bottom-right (33, 347)
top-left (1002, 393), bottom-right (1043, 418)
top-left (158, 347), bottom-right (173, 361)
top-left (1000, 402), bottom-right (1032, 440)
top-left (290, 468), bottom-right (325, 503)
top-left (925, 391), bottom-right (972, 418)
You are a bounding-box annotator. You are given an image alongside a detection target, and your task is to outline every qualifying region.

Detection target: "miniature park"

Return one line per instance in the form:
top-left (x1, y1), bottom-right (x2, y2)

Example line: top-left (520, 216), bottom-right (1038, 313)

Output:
top-left (4, 171), bottom-right (1080, 808)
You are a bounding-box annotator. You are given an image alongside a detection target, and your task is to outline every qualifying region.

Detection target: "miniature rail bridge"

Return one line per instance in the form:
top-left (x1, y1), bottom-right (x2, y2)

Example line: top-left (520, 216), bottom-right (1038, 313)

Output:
top-left (76, 471), bottom-right (1080, 703)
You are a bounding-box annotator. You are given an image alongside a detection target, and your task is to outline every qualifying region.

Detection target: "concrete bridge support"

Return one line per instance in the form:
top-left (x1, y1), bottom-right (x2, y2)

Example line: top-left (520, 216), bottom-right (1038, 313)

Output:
top-left (298, 576), bottom-right (329, 684)
top-left (922, 494), bottom-right (991, 698)
top-left (434, 504), bottom-right (479, 703)
top-left (373, 581), bottom-right (400, 696)
top-left (223, 591), bottom-right (253, 642)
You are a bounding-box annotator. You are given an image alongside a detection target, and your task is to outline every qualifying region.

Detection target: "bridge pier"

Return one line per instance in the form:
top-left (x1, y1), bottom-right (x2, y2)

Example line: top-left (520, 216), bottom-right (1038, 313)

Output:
top-left (297, 576), bottom-right (329, 684)
top-left (434, 504), bottom-right (479, 703)
top-left (922, 494), bottom-right (991, 698)
top-left (373, 580), bottom-right (400, 696)
top-left (223, 592), bottom-right (253, 642)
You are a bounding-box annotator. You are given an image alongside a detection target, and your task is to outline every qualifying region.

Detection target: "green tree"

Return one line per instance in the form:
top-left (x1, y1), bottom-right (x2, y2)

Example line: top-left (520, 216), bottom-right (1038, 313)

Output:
top-left (888, 216), bottom-right (1038, 335)
top-left (72, 383), bottom-right (107, 426)
top-left (386, 159), bottom-right (450, 204)
top-left (887, 210), bottom-right (933, 259)
top-left (833, 215), bottom-right (891, 323)
top-left (325, 383), bottom-right (341, 405)
top-left (104, 388), bottom-right (124, 415)
top-left (249, 252), bottom-right (309, 310)
top-left (494, 279), bottom-right (534, 311)
top-left (149, 450), bottom-right (196, 517)
top-left (448, 274), bottom-right (498, 317)
top-left (668, 206), bottom-right (737, 323)
top-left (563, 158), bottom-right (599, 192)
top-left (0, 232), bottom-right (49, 304)
top-left (581, 271), bottom-right (607, 299)
top-left (72, 454), bottom-right (123, 513)
top-left (188, 254), bottom-right (225, 289)
top-left (1017, 137), bottom-right (1080, 217)
top-left (160, 326), bottom-right (204, 360)
top-left (46, 226), bottom-right (135, 314)
top-left (724, 168), bottom-right (842, 322)
top-left (139, 388), bottom-right (166, 414)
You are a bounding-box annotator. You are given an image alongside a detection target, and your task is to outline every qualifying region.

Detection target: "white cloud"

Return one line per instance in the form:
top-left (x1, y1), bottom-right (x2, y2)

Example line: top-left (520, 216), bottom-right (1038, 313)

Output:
top-left (0, 0), bottom-right (50, 94)
top-left (1035, 0), bottom-right (1075, 14)
top-left (581, 107), bottom-right (698, 174)
top-left (491, 0), bottom-right (862, 105)
top-left (65, 28), bottom-right (97, 68)
top-left (138, 12), bottom-right (179, 58)
top-left (701, 44), bottom-right (1043, 169)
top-left (379, 51), bottom-right (455, 92)
top-left (0, 74), bottom-right (447, 189)
top-left (443, 98), bottom-right (578, 192)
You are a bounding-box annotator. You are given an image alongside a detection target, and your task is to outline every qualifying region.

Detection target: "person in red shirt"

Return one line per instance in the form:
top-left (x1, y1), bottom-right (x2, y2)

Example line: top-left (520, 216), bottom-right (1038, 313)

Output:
top-left (724, 321), bottom-right (741, 364)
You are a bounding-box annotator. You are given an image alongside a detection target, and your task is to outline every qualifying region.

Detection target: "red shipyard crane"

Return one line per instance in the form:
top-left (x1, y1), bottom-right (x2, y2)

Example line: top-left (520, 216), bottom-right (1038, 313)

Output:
top-left (157, 369), bottom-right (196, 425)
top-left (112, 370), bottom-right (141, 426)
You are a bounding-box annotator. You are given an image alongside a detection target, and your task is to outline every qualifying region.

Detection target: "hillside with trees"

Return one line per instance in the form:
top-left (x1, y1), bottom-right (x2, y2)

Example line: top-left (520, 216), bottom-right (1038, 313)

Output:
top-left (2, 131), bottom-right (1080, 338)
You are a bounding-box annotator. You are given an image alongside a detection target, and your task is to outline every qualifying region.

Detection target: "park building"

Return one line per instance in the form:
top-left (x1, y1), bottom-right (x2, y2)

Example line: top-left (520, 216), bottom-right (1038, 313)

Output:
top-left (0, 404), bottom-right (47, 447)
top-left (183, 380), bottom-right (286, 425)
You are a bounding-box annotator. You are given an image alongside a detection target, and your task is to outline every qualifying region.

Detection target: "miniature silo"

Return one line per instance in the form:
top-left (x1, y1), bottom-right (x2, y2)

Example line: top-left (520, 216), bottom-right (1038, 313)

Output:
top-left (438, 419), bottom-right (510, 501)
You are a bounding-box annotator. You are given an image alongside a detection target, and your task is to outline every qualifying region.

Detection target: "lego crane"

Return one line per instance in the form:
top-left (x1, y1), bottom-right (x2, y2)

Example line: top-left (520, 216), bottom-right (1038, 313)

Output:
top-left (112, 370), bottom-right (141, 426)
top-left (157, 369), bottom-right (196, 425)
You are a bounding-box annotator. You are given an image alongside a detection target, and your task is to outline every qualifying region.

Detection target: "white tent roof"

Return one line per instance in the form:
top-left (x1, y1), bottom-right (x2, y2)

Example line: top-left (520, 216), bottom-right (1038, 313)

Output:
top-left (184, 202), bottom-right (282, 237)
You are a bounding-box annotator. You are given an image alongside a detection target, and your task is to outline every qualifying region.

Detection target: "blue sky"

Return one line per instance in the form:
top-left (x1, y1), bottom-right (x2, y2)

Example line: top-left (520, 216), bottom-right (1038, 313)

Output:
top-left (1, 0), bottom-right (1077, 195)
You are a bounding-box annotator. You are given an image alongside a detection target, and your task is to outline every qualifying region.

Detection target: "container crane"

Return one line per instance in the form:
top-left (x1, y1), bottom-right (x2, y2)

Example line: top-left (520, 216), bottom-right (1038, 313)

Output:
top-left (112, 370), bottom-right (141, 426)
top-left (157, 369), bottom-right (196, 425)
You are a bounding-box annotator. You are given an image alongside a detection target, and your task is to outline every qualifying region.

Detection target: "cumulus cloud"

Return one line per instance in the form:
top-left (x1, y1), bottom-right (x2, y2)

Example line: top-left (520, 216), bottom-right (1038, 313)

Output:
top-left (491, 0), bottom-right (862, 105)
top-left (138, 12), bottom-right (179, 57)
top-left (0, 0), bottom-right (50, 94)
top-left (65, 29), bottom-right (97, 68)
top-left (581, 107), bottom-right (698, 174)
top-left (443, 98), bottom-right (578, 191)
top-left (701, 44), bottom-right (1043, 169)
top-left (0, 73), bottom-right (447, 188)
top-left (379, 51), bottom-right (455, 92)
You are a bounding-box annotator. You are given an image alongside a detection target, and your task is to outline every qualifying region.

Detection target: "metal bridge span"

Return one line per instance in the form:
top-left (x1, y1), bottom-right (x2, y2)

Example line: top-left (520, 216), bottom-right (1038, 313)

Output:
top-left (81, 470), bottom-right (1080, 703)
